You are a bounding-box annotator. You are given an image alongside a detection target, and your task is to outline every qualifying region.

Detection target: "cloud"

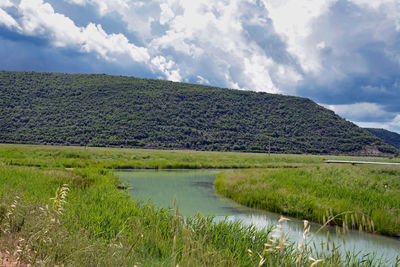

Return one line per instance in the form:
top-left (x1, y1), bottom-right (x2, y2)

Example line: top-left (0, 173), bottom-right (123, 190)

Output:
top-left (0, 0), bottom-right (13, 8)
top-left (0, 0), bottom-right (181, 82)
top-left (325, 102), bottom-right (400, 133)
top-left (65, 0), bottom-right (160, 40)
top-left (159, 3), bottom-right (174, 25)
top-left (196, 75), bottom-right (209, 85)
top-left (325, 102), bottom-right (398, 122)
top-left (354, 115), bottom-right (400, 133)
top-left (294, 1), bottom-right (400, 114)
top-left (65, 0), bottom-right (130, 16)
top-left (264, 0), bottom-right (400, 118)
top-left (263, 0), bottom-right (334, 73)
top-left (2, 0), bottom-right (399, 95)
top-left (62, 0), bottom-right (302, 92)
top-left (2, 0), bottom-right (150, 65)
top-left (148, 0), bottom-right (304, 92)
top-left (151, 55), bottom-right (181, 81)
top-left (0, 8), bottom-right (20, 30)
top-left (80, 23), bottom-right (150, 63)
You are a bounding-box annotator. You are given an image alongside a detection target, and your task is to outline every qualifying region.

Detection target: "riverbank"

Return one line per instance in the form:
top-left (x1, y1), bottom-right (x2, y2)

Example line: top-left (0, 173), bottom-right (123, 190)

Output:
top-left (1, 144), bottom-right (399, 265)
top-left (215, 166), bottom-right (400, 237)
top-left (0, 163), bottom-right (275, 266)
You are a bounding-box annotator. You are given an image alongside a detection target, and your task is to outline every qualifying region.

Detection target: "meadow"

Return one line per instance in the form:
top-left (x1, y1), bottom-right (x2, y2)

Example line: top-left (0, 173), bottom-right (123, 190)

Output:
top-left (0, 144), bottom-right (399, 266)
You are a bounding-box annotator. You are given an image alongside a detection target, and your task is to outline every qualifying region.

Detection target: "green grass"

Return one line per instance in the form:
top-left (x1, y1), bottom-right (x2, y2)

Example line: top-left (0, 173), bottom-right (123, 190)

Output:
top-left (1, 144), bottom-right (399, 266)
top-left (0, 143), bottom-right (326, 169)
top-left (1, 164), bottom-right (275, 266)
top-left (1, 143), bottom-right (399, 170)
top-left (215, 165), bottom-right (400, 237)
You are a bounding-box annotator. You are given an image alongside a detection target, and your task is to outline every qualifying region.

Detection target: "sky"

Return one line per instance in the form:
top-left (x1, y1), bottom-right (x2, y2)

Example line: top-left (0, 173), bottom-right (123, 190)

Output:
top-left (0, 0), bottom-right (399, 133)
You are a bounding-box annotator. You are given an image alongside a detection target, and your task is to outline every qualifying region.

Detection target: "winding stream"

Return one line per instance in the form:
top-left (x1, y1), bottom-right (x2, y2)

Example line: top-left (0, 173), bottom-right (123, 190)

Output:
top-left (116, 169), bottom-right (400, 264)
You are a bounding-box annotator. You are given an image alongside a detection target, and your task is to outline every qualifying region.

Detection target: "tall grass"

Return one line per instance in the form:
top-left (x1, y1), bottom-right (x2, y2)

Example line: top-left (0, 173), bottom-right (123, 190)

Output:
top-left (215, 165), bottom-right (400, 237)
top-left (0, 165), bottom-right (328, 266)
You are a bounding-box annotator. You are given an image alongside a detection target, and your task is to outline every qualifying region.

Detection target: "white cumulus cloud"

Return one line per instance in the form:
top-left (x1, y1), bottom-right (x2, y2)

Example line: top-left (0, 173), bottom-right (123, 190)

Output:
top-left (62, 0), bottom-right (302, 92)
top-left (151, 55), bottom-right (182, 82)
top-left (3, 0), bottom-right (150, 64)
top-left (0, 8), bottom-right (20, 29)
top-left (0, 0), bottom-right (13, 8)
top-left (65, 0), bottom-right (130, 16)
top-left (263, 0), bottom-right (334, 73)
top-left (148, 0), bottom-right (302, 92)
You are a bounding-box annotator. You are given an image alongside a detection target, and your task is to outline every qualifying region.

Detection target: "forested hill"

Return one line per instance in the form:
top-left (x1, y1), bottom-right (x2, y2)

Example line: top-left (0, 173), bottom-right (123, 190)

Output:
top-left (0, 71), bottom-right (397, 155)
top-left (366, 128), bottom-right (400, 150)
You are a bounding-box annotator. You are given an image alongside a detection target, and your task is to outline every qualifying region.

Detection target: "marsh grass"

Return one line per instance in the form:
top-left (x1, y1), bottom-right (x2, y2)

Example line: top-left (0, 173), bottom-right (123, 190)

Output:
top-left (0, 165), bottom-right (267, 266)
top-left (215, 165), bottom-right (400, 237)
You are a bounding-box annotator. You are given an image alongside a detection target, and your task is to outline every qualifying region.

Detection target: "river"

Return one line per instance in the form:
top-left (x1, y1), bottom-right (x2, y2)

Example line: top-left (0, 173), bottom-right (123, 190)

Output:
top-left (116, 169), bottom-right (400, 265)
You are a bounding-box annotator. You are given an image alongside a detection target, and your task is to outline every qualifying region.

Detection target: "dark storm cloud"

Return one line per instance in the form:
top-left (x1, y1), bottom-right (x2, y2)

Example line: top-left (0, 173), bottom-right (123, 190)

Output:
top-left (296, 0), bottom-right (400, 129)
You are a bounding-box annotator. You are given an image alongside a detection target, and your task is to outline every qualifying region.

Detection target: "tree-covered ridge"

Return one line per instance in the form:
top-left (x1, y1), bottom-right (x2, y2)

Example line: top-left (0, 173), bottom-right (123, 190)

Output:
top-left (0, 71), bottom-right (397, 154)
top-left (366, 128), bottom-right (400, 150)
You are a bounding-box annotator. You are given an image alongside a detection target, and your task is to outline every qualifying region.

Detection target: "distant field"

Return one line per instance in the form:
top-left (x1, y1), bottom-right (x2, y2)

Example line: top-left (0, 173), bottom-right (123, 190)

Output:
top-left (0, 143), bottom-right (325, 169)
top-left (1, 143), bottom-right (399, 170)
top-left (1, 143), bottom-right (399, 266)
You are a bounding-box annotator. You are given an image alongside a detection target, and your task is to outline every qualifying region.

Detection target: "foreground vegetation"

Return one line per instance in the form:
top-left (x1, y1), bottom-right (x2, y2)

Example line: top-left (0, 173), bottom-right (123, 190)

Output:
top-left (1, 144), bottom-right (399, 266)
top-left (216, 166), bottom-right (400, 237)
top-left (1, 71), bottom-right (397, 155)
top-left (1, 165), bottom-right (275, 266)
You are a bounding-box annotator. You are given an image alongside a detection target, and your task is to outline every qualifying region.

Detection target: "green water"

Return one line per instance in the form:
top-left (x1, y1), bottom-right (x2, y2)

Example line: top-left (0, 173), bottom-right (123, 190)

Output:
top-left (117, 169), bottom-right (400, 264)
top-left (117, 169), bottom-right (245, 216)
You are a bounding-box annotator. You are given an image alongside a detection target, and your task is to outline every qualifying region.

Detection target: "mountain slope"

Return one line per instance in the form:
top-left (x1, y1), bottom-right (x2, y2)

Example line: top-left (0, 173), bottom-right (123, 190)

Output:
top-left (0, 71), bottom-right (397, 154)
top-left (366, 128), bottom-right (400, 150)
